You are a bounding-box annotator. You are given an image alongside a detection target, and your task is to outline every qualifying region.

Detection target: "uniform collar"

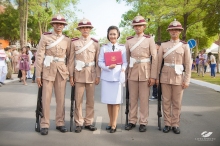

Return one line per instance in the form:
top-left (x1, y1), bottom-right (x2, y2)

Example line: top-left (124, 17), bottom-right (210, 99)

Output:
top-left (109, 42), bottom-right (118, 47)
top-left (52, 31), bottom-right (63, 37)
top-left (80, 36), bottom-right (91, 41)
top-left (170, 39), bottom-right (180, 43)
top-left (134, 33), bottom-right (144, 38)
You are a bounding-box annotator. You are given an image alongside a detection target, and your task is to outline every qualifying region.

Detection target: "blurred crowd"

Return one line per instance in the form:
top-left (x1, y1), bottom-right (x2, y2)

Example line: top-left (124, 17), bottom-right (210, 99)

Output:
top-left (192, 49), bottom-right (217, 78)
top-left (0, 43), bottom-right (37, 87)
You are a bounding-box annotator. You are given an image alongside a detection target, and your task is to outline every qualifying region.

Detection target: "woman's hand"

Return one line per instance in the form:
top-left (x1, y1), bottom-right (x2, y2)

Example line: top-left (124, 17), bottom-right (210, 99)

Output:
top-left (109, 64), bottom-right (116, 69)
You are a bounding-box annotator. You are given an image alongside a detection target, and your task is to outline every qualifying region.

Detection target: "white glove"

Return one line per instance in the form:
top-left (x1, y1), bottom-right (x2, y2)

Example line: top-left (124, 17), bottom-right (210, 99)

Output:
top-left (129, 57), bottom-right (136, 68)
top-left (44, 56), bottom-right (53, 67)
top-left (120, 71), bottom-right (125, 83)
top-left (175, 65), bottom-right (184, 75)
top-left (75, 60), bottom-right (85, 71)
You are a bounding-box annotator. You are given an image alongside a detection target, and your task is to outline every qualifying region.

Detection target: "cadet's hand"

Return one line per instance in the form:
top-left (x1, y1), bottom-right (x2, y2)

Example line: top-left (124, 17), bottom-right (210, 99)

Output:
top-left (148, 78), bottom-right (155, 87)
top-left (95, 77), bottom-right (100, 85)
top-left (37, 78), bottom-right (42, 87)
top-left (156, 79), bottom-right (159, 86)
top-left (182, 82), bottom-right (189, 89)
top-left (109, 64), bottom-right (116, 69)
top-left (69, 76), bottom-right (74, 86)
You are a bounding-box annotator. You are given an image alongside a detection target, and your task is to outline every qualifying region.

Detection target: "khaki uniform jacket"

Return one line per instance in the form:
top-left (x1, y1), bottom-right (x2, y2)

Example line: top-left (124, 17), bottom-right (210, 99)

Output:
top-left (157, 40), bottom-right (191, 85)
top-left (36, 31), bottom-right (71, 81)
top-left (12, 50), bottom-right (19, 62)
top-left (125, 34), bottom-right (158, 81)
top-left (68, 36), bottom-right (101, 83)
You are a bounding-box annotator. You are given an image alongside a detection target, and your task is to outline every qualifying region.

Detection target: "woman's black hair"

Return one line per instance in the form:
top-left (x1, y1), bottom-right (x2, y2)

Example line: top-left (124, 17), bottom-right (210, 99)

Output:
top-left (107, 26), bottom-right (120, 41)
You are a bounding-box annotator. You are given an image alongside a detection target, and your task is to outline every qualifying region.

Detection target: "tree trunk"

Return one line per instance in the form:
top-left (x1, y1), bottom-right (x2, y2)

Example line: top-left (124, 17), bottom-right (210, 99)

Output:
top-left (19, 0), bottom-right (25, 48)
top-left (195, 38), bottom-right (199, 59)
top-left (157, 25), bottom-right (161, 42)
top-left (24, 0), bottom-right (28, 46)
top-left (182, 13), bottom-right (188, 41)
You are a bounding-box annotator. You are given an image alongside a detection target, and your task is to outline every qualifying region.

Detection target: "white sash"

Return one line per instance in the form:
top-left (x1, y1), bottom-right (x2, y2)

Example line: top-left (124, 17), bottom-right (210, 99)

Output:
top-left (75, 40), bottom-right (94, 54)
top-left (130, 37), bottom-right (145, 52)
top-left (46, 35), bottom-right (65, 49)
top-left (163, 42), bottom-right (183, 58)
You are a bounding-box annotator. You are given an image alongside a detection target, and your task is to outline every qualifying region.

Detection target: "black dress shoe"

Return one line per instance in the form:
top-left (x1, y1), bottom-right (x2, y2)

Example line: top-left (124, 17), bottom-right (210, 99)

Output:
top-left (106, 126), bottom-right (111, 130)
top-left (40, 128), bottom-right (48, 135)
top-left (139, 124), bottom-right (147, 132)
top-left (85, 125), bottom-right (97, 131)
top-left (163, 126), bottom-right (171, 133)
top-left (172, 127), bottom-right (180, 134)
top-left (56, 126), bottom-right (68, 133)
top-left (125, 123), bottom-right (136, 130)
top-left (0, 82), bottom-right (5, 85)
top-left (75, 126), bottom-right (82, 133)
top-left (110, 128), bottom-right (117, 133)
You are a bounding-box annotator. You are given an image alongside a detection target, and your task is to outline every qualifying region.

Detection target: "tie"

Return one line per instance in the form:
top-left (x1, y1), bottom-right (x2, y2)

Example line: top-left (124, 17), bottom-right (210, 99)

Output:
top-left (112, 45), bottom-right (115, 51)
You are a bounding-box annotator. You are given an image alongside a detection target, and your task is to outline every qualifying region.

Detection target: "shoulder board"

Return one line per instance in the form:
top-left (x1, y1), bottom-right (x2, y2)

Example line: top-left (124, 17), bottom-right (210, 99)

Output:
top-left (43, 32), bottom-right (52, 35)
top-left (126, 36), bottom-right (134, 40)
top-left (118, 44), bottom-right (124, 46)
top-left (180, 40), bottom-right (187, 44)
top-left (91, 38), bottom-right (98, 43)
top-left (143, 34), bottom-right (151, 38)
top-left (71, 37), bottom-right (79, 41)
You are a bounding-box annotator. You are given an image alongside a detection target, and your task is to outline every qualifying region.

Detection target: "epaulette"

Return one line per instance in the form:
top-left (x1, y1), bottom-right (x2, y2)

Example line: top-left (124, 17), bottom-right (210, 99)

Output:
top-left (91, 38), bottom-right (98, 43)
top-left (126, 36), bottom-right (134, 40)
top-left (43, 32), bottom-right (52, 35)
top-left (143, 34), bottom-right (151, 38)
top-left (180, 40), bottom-right (187, 44)
top-left (71, 37), bottom-right (79, 41)
top-left (118, 44), bottom-right (125, 46)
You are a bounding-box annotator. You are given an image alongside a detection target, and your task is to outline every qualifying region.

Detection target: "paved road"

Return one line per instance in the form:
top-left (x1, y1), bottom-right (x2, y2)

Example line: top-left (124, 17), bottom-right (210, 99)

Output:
top-left (0, 79), bottom-right (219, 146)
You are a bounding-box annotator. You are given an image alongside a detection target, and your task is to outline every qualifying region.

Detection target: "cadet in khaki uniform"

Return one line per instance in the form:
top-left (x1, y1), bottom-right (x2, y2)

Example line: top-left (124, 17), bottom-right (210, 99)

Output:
top-left (68, 18), bottom-right (101, 133)
top-left (157, 20), bottom-right (191, 134)
top-left (125, 15), bottom-right (158, 132)
top-left (36, 14), bottom-right (71, 135)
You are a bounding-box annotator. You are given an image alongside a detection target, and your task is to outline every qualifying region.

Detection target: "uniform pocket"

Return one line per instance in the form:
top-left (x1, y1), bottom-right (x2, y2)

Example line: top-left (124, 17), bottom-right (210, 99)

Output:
top-left (145, 65), bottom-right (150, 79)
top-left (160, 67), bottom-right (168, 82)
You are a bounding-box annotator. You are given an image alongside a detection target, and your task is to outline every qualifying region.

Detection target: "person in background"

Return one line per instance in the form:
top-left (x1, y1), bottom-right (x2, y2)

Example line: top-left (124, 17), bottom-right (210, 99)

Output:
top-left (5, 47), bottom-right (13, 80)
top-left (98, 26), bottom-right (127, 133)
top-left (31, 48), bottom-right (37, 83)
top-left (0, 43), bottom-right (8, 87)
top-left (203, 49), bottom-right (208, 73)
top-left (198, 50), bottom-right (205, 77)
top-left (19, 46), bottom-right (30, 85)
top-left (26, 46), bottom-right (33, 79)
top-left (195, 56), bottom-right (199, 73)
top-left (208, 52), bottom-right (216, 78)
top-left (12, 46), bottom-right (19, 74)
top-left (149, 42), bottom-right (161, 101)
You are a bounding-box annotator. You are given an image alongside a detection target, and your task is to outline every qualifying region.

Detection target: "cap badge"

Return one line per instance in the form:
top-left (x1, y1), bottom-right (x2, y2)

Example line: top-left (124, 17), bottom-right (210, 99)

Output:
top-left (82, 20), bottom-right (87, 24)
top-left (173, 22), bottom-right (178, 26)
top-left (135, 18), bottom-right (140, 22)
top-left (57, 15), bottom-right (62, 20)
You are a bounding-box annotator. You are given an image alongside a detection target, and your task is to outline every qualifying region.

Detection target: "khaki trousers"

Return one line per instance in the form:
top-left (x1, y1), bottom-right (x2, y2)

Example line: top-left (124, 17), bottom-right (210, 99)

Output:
top-left (40, 71), bottom-right (66, 128)
top-left (74, 82), bottom-right (95, 126)
top-left (107, 104), bottom-right (120, 129)
top-left (161, 84), bottom-right (183, 127)
top-left (128, 80), bottom-right (150, 125)
top-left (198, 64), bottom-right (204, 76)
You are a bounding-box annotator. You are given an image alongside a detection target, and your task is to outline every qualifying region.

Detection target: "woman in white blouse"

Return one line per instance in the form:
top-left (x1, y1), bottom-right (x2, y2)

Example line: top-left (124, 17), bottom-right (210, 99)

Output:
top-left (208, 52), bottom-right (216, 77)
top-left (98, 26), bottom-right (127, 133)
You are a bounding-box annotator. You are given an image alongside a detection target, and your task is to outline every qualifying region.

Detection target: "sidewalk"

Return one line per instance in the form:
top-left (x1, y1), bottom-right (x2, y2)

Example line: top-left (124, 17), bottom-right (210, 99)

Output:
top-left (190, 78), bottom-right (220, 92)
top-left (4, 73), bottom-right (20, 84)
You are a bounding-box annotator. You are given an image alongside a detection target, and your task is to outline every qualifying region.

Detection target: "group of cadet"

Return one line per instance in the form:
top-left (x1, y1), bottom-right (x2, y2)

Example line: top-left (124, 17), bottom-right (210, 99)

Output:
top-left (35, 13), bottom-right (191, 135)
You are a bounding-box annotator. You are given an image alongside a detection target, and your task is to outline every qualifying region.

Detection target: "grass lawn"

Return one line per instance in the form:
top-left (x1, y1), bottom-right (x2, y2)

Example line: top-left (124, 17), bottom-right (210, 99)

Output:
top-left (191, 71), bottom-right (220, 85)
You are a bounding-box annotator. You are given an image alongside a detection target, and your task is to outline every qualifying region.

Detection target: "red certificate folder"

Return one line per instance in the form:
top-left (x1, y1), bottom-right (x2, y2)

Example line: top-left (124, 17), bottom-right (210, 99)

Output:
top-left (104, 51), bottom-right (122, 66)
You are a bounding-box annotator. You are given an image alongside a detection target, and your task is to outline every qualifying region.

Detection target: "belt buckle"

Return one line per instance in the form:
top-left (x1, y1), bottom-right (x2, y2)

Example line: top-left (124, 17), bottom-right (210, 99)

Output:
top-left (84, 63), bottom-right (89, 67)
top-left (54, 57), bottom-right (59, 62)
top-left (136, 60), bottom-right (141, 63)
top-left (171, 63), bottom-right (175, 68)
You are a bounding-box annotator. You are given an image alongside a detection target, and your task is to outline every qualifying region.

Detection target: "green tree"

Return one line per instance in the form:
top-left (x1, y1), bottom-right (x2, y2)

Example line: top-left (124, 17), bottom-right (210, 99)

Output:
top-left (0, 4), bottom-right (20, 44)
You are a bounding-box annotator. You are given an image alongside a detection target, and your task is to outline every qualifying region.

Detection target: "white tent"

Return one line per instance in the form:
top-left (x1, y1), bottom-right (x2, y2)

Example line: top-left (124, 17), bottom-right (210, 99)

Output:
top-left (206, 43), bottom-right (220, 54)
